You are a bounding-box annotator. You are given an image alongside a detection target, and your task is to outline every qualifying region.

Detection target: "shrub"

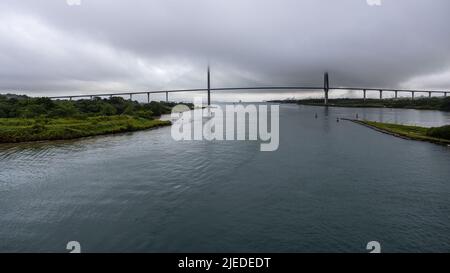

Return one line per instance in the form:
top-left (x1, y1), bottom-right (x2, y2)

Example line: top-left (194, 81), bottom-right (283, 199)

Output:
top-left (440, 97), bottom-right (450, 111)
top-left (133, 110), bottom-right (154, 119)
top-left (426, 125), bottom-right (450, 140)
top-left (31, 120), bottom-right (46, 133)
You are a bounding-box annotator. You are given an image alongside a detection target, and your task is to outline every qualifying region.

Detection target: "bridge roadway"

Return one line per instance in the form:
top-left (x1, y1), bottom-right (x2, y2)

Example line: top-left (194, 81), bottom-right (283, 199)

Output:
top-left (47, 72), bottom-right (449, 105)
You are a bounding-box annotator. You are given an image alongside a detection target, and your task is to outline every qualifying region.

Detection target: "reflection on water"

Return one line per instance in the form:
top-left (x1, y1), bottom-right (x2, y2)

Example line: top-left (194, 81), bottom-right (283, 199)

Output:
top-left (0, 105), bottom-right (449, 253)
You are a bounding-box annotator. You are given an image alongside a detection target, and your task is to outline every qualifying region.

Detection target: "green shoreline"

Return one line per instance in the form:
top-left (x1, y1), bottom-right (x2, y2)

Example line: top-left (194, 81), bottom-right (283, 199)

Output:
top-left (271, 98), bottom-right (450, 112)
top-left (345, 119), bottom-right (450, 146)
top-left (0, 115), bottom-right (171, 144)
top-left (0, 94), bottom-right (193, 144)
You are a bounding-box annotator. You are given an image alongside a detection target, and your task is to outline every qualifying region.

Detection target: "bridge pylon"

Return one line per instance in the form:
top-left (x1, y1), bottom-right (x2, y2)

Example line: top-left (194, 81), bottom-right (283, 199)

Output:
top-left (324, 72), bottom-right (329, 105)
top-left (207, 66), bottom-right (211, 106)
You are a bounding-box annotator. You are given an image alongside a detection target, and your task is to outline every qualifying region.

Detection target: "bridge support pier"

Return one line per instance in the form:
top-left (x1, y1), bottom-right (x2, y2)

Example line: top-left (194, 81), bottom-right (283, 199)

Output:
top-left (165, 91), bottom-right (168, 102)
top-left (412, 91), bottom-right (415, 100)
top-left (445, 92), bottom-right (448, 97)
top-left (324, 72), bottom-right (329, 105)
top-left (379, 90), bottom-right (383, 100)
top-left (395, 91), bottom-right (398, 99)
top-left (363, 89), bottom-right (366, 102)
top-left (129, 94), bottom-right (132, 101)
top-left (147, 92), bottom-right (150, 103)
top-left (429, 91), bottom-right (432, 98)
top-left (207, 66), bottom-right (211, 106)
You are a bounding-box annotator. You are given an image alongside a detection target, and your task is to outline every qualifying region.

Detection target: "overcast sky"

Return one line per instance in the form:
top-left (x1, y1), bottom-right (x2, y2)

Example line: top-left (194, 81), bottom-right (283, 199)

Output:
top-left (1, 0), bottom-right (450, 101)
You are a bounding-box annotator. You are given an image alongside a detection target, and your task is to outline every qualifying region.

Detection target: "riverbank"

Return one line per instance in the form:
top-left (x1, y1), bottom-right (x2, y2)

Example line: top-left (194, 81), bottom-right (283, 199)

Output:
top-left (0, 94), bottom-right (185, 143)
top-left (271, 98), bottom-right (450, 111)
top-left (0, 116), bottom-right (171, 143)
top-left (345, 119), bottom-right (450, 146)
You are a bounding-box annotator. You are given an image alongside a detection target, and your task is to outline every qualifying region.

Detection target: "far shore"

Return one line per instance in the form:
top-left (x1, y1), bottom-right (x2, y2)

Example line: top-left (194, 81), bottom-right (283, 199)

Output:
top-left (270, 98), bottom-right (450, 112)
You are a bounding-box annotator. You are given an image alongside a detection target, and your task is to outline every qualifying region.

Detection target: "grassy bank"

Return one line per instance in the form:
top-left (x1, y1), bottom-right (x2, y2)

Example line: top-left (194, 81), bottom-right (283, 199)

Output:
top-left (0, 116), bottom-right (171, 143)
top-left (348, 120), bottom-right (450, 146)
top-left (272, 97), bottom-right (450, 111)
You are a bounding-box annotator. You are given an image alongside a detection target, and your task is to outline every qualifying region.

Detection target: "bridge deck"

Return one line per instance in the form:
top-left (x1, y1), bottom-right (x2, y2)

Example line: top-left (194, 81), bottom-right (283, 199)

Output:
top-left (47, 86), bottom-right (449, 100)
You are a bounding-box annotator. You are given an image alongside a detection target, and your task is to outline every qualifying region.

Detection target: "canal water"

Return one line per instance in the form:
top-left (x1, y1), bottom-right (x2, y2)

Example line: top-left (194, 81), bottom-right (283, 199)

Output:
top-left (0, 105), bottom-right (449, 252)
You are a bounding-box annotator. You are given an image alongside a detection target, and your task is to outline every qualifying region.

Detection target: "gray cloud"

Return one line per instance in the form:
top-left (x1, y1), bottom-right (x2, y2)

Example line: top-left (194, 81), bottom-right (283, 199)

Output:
top-left (1, 0), bottom-right (450, 99)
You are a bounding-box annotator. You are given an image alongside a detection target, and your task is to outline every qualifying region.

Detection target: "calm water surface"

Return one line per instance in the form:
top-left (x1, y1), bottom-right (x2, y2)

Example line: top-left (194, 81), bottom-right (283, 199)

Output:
top-left (1, 105), bottom-right (450, 252)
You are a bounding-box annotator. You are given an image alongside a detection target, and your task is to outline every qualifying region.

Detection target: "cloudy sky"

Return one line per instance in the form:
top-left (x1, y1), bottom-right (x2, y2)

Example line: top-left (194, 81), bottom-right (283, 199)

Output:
top-left (0, 0), bottom-right (449, 101)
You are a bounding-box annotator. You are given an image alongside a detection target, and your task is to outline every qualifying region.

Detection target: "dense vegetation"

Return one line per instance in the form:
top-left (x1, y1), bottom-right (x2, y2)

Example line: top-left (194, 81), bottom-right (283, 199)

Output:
top-left (275, 97), bottom-right (450, 111)
top-left (0, 94), bottom-right (184, 118)
top-left (357, 120), bottom-right (450, 145)
top-left (426, 125), bottom-right (450, 140)
top-left (0, 94), bottom-right (189, 143)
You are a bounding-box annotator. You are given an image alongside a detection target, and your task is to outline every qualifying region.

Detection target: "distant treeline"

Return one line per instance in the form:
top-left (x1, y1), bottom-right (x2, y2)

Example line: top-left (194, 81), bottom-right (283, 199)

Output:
top-left (272, 97), bottom-right (450, 111)
top-left (0, 94), bottom-right (191, 119)
top-left (301, 97), bottom-right (450, 111)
